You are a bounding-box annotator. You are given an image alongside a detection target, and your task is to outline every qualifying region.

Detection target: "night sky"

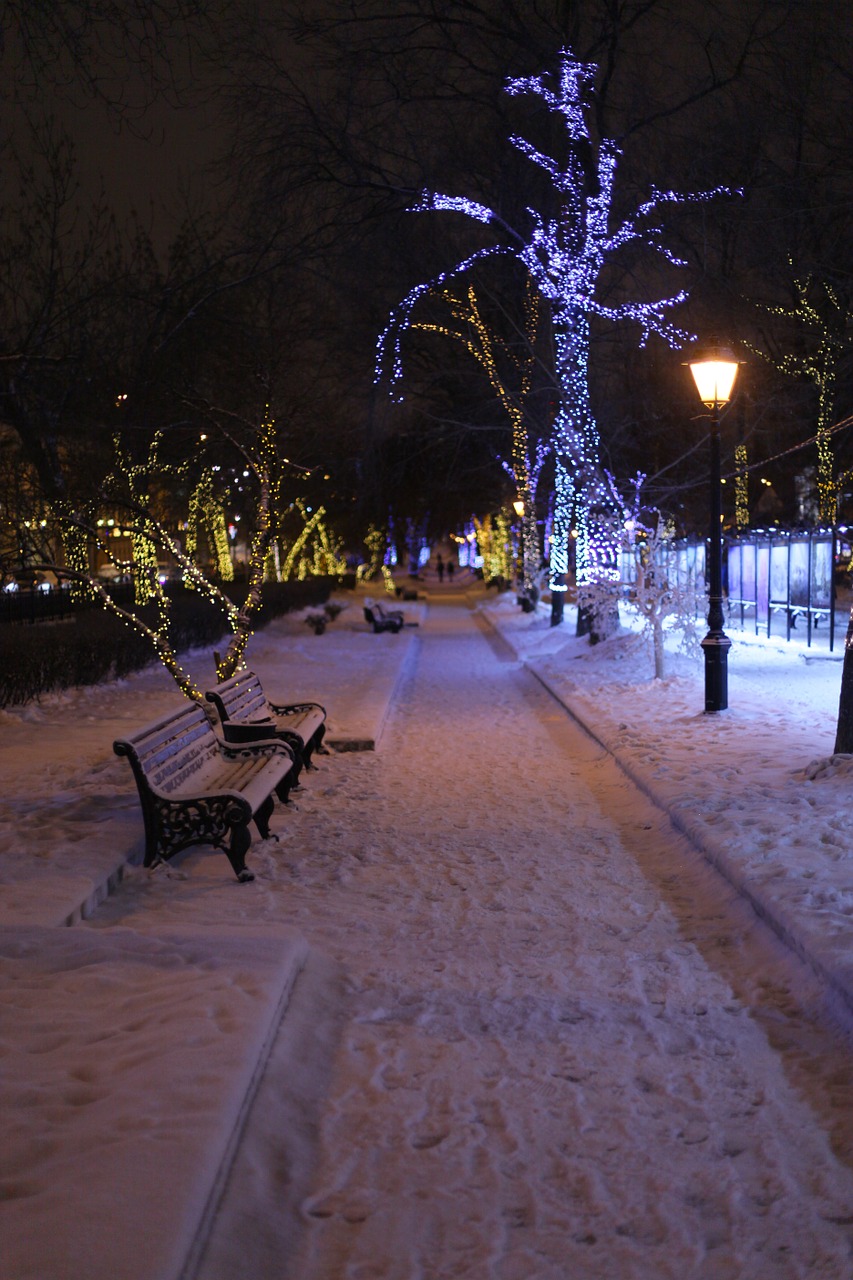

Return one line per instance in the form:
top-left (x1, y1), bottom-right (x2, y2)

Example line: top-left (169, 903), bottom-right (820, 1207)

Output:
top-left (1, 1), bottom-right (851, 534)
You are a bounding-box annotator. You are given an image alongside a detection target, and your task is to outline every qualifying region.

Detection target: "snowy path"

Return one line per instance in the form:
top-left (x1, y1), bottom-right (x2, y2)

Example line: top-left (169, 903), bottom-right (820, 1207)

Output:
top-left (160, 597), bottom-right (853, 1280)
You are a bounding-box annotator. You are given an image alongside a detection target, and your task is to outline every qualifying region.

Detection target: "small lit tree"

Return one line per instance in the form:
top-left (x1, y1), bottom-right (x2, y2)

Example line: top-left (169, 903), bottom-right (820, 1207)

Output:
top-left (750, 269), bottom-right (853, 524)
top-left (734, 442), bottom-right (750, 530)
top-left (599, 472), bottom-right (701, 678)
top-left (409, 280), bottom-right (547, 596)
top-left (280, 500), bottom-right (345, 581)
top-left (186, 469), bottom-right (235, 582)
top-left (26, 408), bottom-right (306, 700)
top-left (473, 511), bottom-right (515, 585)
top-left (358, 524), bottom-right (387, 580)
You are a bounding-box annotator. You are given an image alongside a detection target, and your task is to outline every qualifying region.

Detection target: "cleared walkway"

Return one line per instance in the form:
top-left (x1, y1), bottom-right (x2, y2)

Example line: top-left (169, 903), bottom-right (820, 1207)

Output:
top-left (194, 598), bottom-right (853, 1280)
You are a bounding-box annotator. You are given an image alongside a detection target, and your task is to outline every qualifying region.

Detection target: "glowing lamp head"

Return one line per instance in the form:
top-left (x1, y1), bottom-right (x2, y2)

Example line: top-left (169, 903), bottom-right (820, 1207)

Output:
top-left (687, 343), bottom-right (741, 409)
top-left (512, 499), bottom-right (525, 517)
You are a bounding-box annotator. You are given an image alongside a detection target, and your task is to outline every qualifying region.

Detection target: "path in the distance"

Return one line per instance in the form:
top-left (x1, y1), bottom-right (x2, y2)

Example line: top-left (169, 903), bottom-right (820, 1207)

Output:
top-left (201, 597), bottom-right (853, 1280)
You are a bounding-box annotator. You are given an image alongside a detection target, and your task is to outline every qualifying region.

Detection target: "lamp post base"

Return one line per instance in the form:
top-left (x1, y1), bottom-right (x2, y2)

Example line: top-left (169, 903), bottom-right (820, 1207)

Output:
top-left (701, 631), bottom-right (731, 713)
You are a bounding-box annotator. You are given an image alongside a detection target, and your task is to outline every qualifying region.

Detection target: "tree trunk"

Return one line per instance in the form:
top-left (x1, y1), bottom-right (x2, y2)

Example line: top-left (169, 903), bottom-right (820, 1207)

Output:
top-left (589, 594), bottom-right (620, 645)
top-left (550, 580), bottom-right (566, 627)
top-left (653, 618), bottom-right (666, 679)
top-left (522, 508), bottom-right (539, 597)
top-left (834, 605), bottom-right (853, 753)
top-left (215, 475), bottom-right (272, 683)
top-left (578, 586), bottom-right (620, 644)
top-left (576, 602), bottom-right (591, 636)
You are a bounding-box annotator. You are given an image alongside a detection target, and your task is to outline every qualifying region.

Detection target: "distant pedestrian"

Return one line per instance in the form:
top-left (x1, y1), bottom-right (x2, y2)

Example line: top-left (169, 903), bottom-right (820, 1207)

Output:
top-left (436, 554), bottom-right (445, 583)
top-left (446, 558), bottom-right (455, 582)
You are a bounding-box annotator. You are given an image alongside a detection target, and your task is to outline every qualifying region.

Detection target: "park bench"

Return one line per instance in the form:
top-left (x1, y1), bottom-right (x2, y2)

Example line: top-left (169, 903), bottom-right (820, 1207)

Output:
top-left (363, 600), bottom-right (404, 633)
top-left (204, 670), bottom-right (327, 775)
top-left (113, 701), bottom-right (296, 883)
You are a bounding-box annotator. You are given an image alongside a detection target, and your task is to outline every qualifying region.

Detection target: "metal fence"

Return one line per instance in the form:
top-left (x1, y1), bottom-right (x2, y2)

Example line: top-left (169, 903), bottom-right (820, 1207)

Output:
top-left (0, 582), bottom-right (136, 626)
top-left (727, 532), bottom-right (836, 648)
top-left (0, 576), bottom-right (339, 628)
top-left (618, 530), bottom-right (839, 651)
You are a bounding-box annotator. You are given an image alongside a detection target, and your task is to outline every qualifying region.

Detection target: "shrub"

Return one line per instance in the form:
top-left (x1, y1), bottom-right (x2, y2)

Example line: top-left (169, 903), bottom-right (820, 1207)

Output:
top-left (0, 577), bottom-right (336, 707)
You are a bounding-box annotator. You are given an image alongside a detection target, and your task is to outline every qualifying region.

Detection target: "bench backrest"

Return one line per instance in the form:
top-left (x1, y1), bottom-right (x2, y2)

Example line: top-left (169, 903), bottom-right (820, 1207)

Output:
top-left (115, 703), bottom-right (221, 795)
top-left (205, 671), bottom-right (270, 727)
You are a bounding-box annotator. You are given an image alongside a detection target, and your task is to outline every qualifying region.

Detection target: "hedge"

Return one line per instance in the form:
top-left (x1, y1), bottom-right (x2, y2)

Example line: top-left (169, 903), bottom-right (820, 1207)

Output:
top-left (0, 577), bottom-right (335, 708)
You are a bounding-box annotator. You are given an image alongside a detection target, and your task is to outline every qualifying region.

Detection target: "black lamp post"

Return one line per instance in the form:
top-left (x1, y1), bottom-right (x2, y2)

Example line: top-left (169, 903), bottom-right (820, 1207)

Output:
top-left (688, 345), bottom-right (741, 713)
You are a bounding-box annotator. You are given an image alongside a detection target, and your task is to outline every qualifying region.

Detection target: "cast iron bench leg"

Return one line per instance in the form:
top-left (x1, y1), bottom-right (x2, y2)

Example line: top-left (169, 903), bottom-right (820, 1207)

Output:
top-left (253, 793), bottom-right (277, 842)
top-left (226, 822), bottom-right (254, 882)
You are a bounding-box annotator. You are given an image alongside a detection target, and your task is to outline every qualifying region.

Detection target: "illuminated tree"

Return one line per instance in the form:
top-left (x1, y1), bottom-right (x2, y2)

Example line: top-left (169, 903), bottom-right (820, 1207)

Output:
top-left (734, 443), bottom-right (750, 531)
top-left (187, 470), bottom-right (234, 582)
top-left (473, 512), bottom-right (513, 586)
top-left (21, 404), bottom-right (313, 700)
top-left (358, 524), bottom-right (388, 582)
top-left (409, 280), bottom-right (547, 596)
top-left (750, 271), bottom-right (852, 525)
top-left (19, 433), bottom-right (232, 701)
top-left (377, 48), bottom-right (731, 625)
top-left (600, 472), bottom-right (701, 679)
top-left (280, 500), bottom-right (346, 581)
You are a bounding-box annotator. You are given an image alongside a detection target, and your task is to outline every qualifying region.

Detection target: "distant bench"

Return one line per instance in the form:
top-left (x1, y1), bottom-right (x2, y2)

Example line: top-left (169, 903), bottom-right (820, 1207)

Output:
top-left (204, 670), bottom-right (327, 777)
top-left (363, 600), bottom-right (405, 633)
top-left (114, 702), bottom-right (296, 882)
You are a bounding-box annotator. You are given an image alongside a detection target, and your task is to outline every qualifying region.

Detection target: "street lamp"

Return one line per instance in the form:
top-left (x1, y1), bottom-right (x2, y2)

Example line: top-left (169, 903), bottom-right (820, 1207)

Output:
top-left (688, 343), bottom-right (741, 713)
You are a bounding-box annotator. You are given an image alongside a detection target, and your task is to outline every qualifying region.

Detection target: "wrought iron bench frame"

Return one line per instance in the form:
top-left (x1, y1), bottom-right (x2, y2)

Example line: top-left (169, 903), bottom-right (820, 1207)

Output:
top-left (363, 601), bottom-right (404, 633)
top-left (114, 701), bottom-right (296, 882)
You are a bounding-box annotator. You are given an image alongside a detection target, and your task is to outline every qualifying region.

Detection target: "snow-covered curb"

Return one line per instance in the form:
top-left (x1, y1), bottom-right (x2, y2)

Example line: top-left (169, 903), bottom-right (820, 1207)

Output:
top-left (480, 595), bottom-right (853, 1013)
top-left (1, 923), bottom-right (307, 1280)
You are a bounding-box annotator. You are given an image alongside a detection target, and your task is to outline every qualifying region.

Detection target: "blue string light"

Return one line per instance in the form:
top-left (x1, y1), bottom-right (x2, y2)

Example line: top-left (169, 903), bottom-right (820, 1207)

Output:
top-left (376, 48), bottom-right (736, 590)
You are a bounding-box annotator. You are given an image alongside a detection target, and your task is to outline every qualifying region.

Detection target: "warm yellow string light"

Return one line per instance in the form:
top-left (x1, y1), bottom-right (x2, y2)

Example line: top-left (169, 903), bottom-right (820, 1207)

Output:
top-left (413, 280), bottom-right (542, 590)
top-left (750, 269), bottom-right (851, 524)
top-left (282, 502), bottom-right (324, 580)
top-left (187, 471), bottom-right (234, 583)
top-left (735, 443), bottom-right (749, 530)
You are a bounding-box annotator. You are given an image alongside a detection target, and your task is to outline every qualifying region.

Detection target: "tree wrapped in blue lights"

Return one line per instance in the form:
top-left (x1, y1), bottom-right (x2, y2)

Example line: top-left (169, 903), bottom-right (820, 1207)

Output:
top-left (377, 48), bottom-right (732, 624)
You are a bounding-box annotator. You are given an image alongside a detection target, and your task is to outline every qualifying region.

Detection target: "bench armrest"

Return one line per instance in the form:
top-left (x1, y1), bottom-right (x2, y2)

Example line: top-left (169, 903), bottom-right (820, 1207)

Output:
top-left (220, 736), bottom-right (295, 766)
top-left (267, 699), bottom-right (326, 718)
top-left (220, 720), bottom-right (278, 745)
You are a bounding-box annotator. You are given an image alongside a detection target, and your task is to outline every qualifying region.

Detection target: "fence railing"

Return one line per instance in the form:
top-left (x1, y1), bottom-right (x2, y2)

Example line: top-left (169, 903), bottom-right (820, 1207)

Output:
top-left (0, 576), bottom-right (340, 627)
top-left (0, 582), bottom-right (142, 625)
top-left (618, 530), bottom-right (839, 651)
top-left (727, 532), bottom-right (836, 648)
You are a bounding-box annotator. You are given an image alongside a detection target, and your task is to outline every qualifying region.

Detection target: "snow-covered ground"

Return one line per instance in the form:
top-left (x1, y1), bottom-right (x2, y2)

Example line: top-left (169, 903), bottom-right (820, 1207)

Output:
top-left (2, 578), bottom-right (853, 1280)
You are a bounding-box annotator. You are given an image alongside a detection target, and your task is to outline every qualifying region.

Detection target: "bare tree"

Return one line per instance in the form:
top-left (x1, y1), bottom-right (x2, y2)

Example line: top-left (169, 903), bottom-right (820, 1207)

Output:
top-left (0, 0), bottom-right (213, 113)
